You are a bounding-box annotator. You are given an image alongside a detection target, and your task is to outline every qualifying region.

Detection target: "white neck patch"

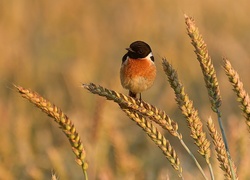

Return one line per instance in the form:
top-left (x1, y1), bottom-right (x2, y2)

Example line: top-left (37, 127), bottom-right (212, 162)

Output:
top-left (145, 52), bottom-right (154, 62)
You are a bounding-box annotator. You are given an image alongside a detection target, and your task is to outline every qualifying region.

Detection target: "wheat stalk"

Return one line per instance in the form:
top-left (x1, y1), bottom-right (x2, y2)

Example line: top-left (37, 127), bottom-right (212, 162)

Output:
top-left (223, 58), bottom-right (250, 131)
top-left (162, 58), bottom-right (213, 179)
top-left (184, 14), bottom-right (221, 112)
top-left (184, 14), bottom-right (236, 179)
top-left (83, 84), bottom-right (183, 177)
top-left (14, 85), bottom-right (88, 180)
top-left (207, 117), bottom-right (238, 179)
top-left (83, 83), bottom-right (180, 137)
top-left (162, 58), bottom-right (211, 162)
top-left (83, 83), bottom-right (208, 179)
top-left (122, 108), bottom-right (183, 178)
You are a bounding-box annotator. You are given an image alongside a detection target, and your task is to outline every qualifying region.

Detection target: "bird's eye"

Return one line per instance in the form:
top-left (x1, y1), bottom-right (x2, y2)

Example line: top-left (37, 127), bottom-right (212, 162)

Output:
top-left (150, 56), bottom-right (154, 62)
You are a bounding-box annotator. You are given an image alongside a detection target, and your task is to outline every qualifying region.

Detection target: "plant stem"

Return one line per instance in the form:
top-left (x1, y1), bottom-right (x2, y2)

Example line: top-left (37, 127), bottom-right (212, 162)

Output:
top-left (179, 139), bottom-right (208, 180)
top-left (216, 110), bottom-right (236, 180)
top-left (84, 170), bottom-right (88, 180)
top-left (208, 163), bottom-right (214, 180)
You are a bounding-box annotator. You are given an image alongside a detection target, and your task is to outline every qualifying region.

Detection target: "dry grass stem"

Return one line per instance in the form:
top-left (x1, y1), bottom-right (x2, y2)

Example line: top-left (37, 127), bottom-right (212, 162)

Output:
top-left (184, 14), bottom-right (221, 112)
top-left (83, 83), bottom-right (180, 138)
top-left (121, 108), bottom-right (183, 178)
top-left (162, 58), bottom-right (211, 163)
top-left (14, 85), bottom-right (88, 180)
top-left (223, 58), bottom-right (250, 131)
top-left (207, 118), bottom-right (238, 180)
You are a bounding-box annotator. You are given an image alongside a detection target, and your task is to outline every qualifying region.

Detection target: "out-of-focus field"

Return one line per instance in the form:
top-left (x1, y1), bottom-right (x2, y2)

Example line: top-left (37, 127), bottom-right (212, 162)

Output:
top-left (1, 0), bottom-right (250, 179)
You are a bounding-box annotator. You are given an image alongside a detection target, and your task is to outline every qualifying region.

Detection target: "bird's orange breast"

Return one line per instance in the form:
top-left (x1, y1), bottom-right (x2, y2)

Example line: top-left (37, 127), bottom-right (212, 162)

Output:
top-left (122, 58), bottom-right (156, 79)
top-left (120, 58), bottom-right (156, 93)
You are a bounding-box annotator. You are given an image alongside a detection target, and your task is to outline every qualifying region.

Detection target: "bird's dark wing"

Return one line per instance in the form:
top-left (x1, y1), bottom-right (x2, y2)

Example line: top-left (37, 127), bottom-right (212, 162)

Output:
top-left (122, 53), bottom-right (128, 64)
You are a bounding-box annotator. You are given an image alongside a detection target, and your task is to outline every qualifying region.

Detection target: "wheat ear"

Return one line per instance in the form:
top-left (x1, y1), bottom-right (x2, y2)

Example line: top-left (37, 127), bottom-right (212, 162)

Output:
top-left (207, 118), bottom-right (238, 179)
top-left (83, 83), bottom-right (179, 137)
top-left (184, 14), bottom-right (237, 179)
top-left (122, 108), bottom-right (183, 178)
top-left (83, 83), bottom-right (183, 177)
top-left (223, 58), bottom-right (250, 131)
top-left (14, 85), bottom-right (88, 180)
top-left (162, 58), bottom-right (213, 179)
top-left (83, 83), bottom-right (208, 179)
top-left (184, 14), bottom-right (221, 111)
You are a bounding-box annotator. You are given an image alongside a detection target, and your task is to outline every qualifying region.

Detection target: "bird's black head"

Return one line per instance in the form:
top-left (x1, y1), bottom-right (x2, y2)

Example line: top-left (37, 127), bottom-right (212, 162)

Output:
top-left (126, 41), bottom-right (152, 59)
top-left (122, 41), bottom-right (154, 63)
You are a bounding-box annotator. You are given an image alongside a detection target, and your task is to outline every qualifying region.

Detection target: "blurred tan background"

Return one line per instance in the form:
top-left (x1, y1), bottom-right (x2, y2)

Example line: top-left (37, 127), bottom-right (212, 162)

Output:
top-left (1, 0), bottom-right (250, 179)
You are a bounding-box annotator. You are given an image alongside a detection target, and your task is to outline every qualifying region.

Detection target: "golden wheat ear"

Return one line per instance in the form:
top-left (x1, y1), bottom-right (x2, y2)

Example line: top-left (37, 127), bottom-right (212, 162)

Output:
top-left (162, 58), bottom-right (213, 178)
top-left (223, 58), bottom-right (250, 131)
top-left (82, 83), bottom-right (183, 177)
top-left (207, 117), bottom-right (238, 179)
top-left (82, 83), bottom-right (180, 137)
top-left (83, 83), bottom-right (210, 179)
top-left (162, 58), bottom-right (211, 162)
top-left (14, 85), bottom-right (88, 180)
top-left (184, 14), bottom-right (238, 180)
top-left (122, 108), bottom-right (183, 178)
top-left (184, 14), bottom-right (221, 112)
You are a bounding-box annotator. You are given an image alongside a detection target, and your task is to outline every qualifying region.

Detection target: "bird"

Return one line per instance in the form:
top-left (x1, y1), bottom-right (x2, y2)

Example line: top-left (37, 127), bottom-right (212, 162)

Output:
top-left (120, 41), bottom-right (156, 100)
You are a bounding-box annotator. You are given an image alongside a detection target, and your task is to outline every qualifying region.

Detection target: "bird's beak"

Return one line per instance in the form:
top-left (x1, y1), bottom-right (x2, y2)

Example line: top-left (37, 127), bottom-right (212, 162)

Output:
top-left (126, 47), bottom-right (135, 52)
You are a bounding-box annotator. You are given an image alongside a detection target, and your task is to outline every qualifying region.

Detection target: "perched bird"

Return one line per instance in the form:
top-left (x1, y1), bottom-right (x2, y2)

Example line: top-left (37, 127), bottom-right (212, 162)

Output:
top-left (120, 41), bottom-right (156, 100)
